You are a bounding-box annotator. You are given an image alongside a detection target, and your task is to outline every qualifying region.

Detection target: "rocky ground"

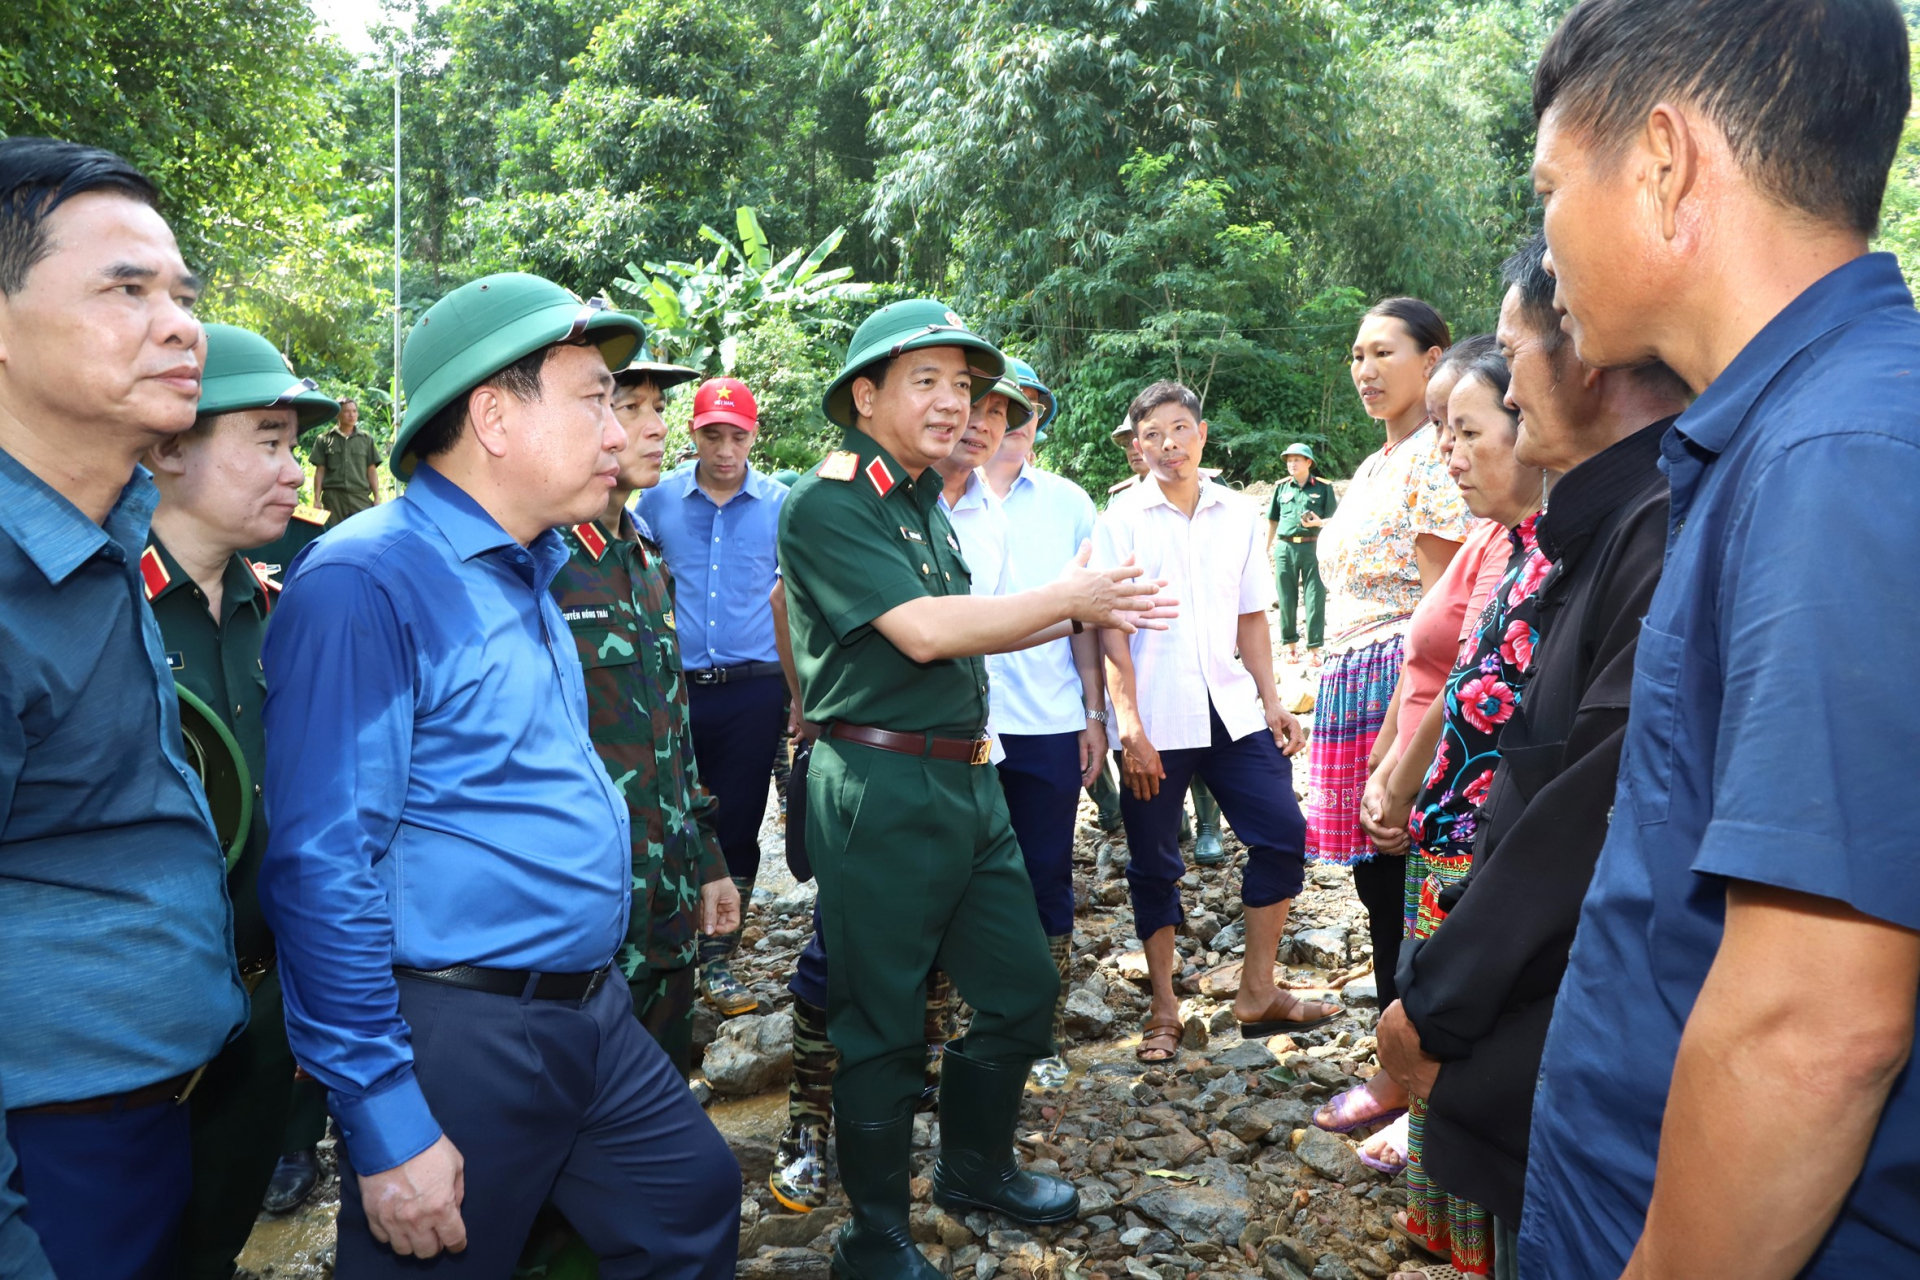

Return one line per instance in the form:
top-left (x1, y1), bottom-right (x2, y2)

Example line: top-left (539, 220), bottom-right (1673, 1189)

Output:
top-left (239, 524), bottom-right (1425, 1280)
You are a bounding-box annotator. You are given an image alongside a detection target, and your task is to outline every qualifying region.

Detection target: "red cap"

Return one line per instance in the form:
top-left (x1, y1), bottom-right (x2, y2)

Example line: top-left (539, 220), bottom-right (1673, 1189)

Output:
top-left (691, 377), bottom-right (758, 432)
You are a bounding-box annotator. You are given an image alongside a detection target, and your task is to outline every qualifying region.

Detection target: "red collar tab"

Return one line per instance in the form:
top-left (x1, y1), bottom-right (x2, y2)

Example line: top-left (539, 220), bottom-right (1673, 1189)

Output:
top-left (573, 522), bottom-right (609, 561)
top-left (865, 456), bottom-right (896, 498)
top-left (139, 546), bottom-right (171, 600)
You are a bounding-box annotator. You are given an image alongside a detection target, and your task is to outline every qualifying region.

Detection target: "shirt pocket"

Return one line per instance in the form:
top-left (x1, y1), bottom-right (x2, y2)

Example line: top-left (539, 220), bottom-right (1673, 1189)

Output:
top-left (568, 620), bottom-right (642, 671)
top-left (1624, 620), bottom-right (1684, 827)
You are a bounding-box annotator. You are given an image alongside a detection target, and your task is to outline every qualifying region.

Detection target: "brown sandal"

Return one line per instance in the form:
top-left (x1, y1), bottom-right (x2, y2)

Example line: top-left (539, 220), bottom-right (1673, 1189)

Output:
top-left (1237, 990), bottom-right (1343, 1037)
top-left (1136, 1016), bottom-right (1183, 1063)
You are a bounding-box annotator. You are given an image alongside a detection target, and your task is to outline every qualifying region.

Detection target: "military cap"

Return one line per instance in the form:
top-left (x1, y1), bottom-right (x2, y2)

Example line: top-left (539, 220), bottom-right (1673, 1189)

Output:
top-left (1281, 442), bottom-right (1316, 462)
top-left (984, 375), bottom-right (1035, 431)
top-left (1004, 355), bottom-right (1057, 439)
top-left (772, 469), bottom-right (803, 487)
top-left (615, 346), bottom-right (699, 392)
top-left (1110, 414), bottom-right (1135, 444)
top-left (197, 323), bottom-right (338, 434)
top-left (393, 273), bottom-right (646, 476)
top-left (822, 299), bottom-right (1006, 429)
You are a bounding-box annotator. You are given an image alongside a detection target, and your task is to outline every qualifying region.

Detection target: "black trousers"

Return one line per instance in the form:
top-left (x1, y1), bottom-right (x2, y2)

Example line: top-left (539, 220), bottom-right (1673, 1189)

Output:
top-left (687, 674), bottom-right (787, 884)
top-left (336, 968), bottom-right (739, 1277)
top-left (1352, 854), bottom-right (1405, 1008)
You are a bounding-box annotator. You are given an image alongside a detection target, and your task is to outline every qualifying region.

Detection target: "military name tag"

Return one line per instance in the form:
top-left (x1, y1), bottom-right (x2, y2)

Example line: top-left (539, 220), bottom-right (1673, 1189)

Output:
top-left (166, 650), bottom-right (185, 672)
top-left (900, 526), bottom-right (925, 543)
top-left (291, 503), bottom-right (330, 526)
top-left (818, 451), bottom-right (858, 481)
top-left (563, 605), bottom-right (612, 624)
top-left (946, 535), bottom-right (961, 552)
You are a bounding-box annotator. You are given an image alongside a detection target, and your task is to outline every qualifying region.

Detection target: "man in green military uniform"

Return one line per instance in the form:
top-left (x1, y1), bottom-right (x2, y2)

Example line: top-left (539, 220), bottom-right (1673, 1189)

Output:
top-left (308, 396), bottom-right (382, 524)
top-left (550, 351), bottom-right (741, 1073)
top-left (779, 299), bottom-right (1170, 1280)
top-left (140, 322), bottom-right (339, 1279)
top-left (1265, 442), bottom-right (1336, 660)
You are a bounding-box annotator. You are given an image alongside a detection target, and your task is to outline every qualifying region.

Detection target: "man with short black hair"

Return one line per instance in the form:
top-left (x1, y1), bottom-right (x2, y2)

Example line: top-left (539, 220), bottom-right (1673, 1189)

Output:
top-left (1519, 3), bottom-right (1920, 1275)
top-left (0, 136), bottom-right (245, 1280)
top-left (260, 275), bottom-right (738, 1274)
top-left (309, 395), bottom-right (383, 523)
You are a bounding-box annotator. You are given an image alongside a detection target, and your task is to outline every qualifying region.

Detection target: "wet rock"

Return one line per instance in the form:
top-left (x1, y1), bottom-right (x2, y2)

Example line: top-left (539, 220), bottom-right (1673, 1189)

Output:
top-left (1212, 1040), bottom-right (1278, 1071)
top-left (705, 1014), bottom-right (793, 1096)
top-left (1290, 929), bottom-right (1348, 969)
top-left (1312, 1254), bottom-right (1358, 1280)
top-left (737, 1246), bottom-right (832, 1280)
top-left (1135, 1158), bottom-right (1251, 1243)
top-left (1339, 974), bottom-right (1378, 1006)
top-left (1064, 988), bottom-right (1118, 1038)
top-left (1293, 1128), bottom-right (1367, 1185)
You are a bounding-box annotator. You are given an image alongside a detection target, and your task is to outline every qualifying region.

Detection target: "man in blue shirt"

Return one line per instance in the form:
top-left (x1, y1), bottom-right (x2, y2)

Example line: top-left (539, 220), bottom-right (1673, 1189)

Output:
top-left (636, 376), bottom-right (787, 1018)
top-left (0, 137), bottom-right (246, 1280)
top-left (259, 274), bottom-right (737, 1274)
top-left (1520, 3), bottom-right (1920, 1277)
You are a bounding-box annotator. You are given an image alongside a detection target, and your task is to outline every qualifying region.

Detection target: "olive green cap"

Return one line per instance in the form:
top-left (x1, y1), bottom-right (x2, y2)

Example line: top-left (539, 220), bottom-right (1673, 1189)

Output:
top-left (821, 299), bottom-right (1006, 429)
top-left (394, 273), bottom-right (646, 476)
top-left (197, 323), bottom-right (338, 433)
top-left (1004, 355), bottom-right (1057, 439)
top-left (1281, 442), bottom-right (1316, 462)
top-left (1110, 415), bottom-right (1135, 444)
top-left (615, 347), bottom-right (699, 392)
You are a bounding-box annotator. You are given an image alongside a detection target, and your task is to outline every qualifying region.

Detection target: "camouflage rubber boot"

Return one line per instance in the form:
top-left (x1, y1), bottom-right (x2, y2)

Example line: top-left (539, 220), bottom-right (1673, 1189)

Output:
top-left (770, 996), bottom-right (838, 1213)
top-left (697, 875), bottom-right (760, 1016)
top-left (1089, 758), bottom-right (1124, 834)
top-left (1028, 935), bottom-right (1073, 1090)
top-left (918, 972), bottom-right (954, 1113)
top-left (1192, 779), bottom-right (1226, 867)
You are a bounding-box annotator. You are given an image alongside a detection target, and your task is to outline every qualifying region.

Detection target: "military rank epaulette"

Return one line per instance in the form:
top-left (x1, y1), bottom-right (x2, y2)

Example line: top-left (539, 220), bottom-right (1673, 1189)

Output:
top-left (247, 559), bottom-right (281, 607)
top-left (290, 503), bottom-right (330, 527)
top-left (572, 522), bottom-right (609, 561)
top-left (139, 546), bottom-right (170, 600)
top-left (817, 450), bottom-right (858, 482)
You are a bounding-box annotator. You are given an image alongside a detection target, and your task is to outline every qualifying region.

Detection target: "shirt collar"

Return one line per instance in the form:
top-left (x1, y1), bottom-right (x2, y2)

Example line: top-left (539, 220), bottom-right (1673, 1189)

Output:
top-left (942, 468), bottom-right (993, 513)
top-left (1675, 253), bottom-right (1912, 457)
top-left (680, 461), bottom-right (774, 504)
top-left (1536, 418), bottom-right (1672, 568)
top-left (841, 427), bottom-right (937, 510)
top-left (405, 463), bottom-right (521, 563)
top-left (0, 445), bottom-right (154, 585)
top-left (1137, 474), bottom-right (1223, 514)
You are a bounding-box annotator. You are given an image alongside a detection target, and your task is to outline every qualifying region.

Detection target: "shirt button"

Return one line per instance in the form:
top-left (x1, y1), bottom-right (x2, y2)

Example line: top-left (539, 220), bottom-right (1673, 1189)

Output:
top-left (921, 564), bottom-right (930, 574)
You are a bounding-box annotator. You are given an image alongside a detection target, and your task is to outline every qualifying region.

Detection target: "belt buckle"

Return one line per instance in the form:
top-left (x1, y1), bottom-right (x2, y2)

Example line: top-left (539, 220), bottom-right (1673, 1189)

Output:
top-left (581, 966), bottom-right (609, 1006)
top-left (691, 668), bottom-right (721, 686)
top-left (970, 738), bottom-right (992, 766)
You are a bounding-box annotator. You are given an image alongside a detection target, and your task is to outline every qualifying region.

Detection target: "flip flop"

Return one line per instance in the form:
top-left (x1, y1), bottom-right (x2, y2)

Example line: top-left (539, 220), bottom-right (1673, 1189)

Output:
top-left (1357, 1114), bottom-right (1410, 1175)
top-left (1238, 991), bottom-right (1343, 1037)
top-left (1313, 1084), bottom-right (1408, 1134)
top-left (1136, 1015), bottom-right (1183, 1063)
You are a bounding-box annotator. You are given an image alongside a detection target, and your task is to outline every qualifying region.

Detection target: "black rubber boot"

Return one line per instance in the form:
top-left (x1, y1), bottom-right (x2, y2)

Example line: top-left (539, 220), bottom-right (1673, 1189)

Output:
top-left (830, 1108), bottom-right (941, 1280)
top-left (931, 1043), bottom-right (1078, 1225)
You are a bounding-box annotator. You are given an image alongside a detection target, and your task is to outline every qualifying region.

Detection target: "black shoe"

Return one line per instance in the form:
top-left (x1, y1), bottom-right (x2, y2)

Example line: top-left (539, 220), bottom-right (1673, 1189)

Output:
top-left (931, 1044), bottom-right (1078, 1225)
top-left (262, 1148), bottom-right (320, 1214)
top-left (830, 1108), bottom-right (941, 1280)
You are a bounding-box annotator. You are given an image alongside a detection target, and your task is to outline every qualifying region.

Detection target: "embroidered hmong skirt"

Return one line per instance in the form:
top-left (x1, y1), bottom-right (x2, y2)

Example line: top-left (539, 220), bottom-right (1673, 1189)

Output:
top-left (1304, 631), bottom-right (1406, 865)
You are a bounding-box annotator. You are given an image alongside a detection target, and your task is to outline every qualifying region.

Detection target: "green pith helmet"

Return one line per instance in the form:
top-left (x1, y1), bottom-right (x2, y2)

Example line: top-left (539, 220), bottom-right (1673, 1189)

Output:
top-left (986, 376), bottom-right (1035, 431)
top-left (197, 324), bottom-right (339, 434)
top-left (616, 346), bottom-right (699, 392)
top-left (772, 469), bottom-right (803, 487)
top-left (393, 273), bottom-right (646, 477)
top-left (1110, 415), bottom-right (1135, 444)
top-left (1004, 355), bottom-right (1057, 439)
top-left (1281, 442), bottom-right (1316, 463)
top-left (821, 299), bottom-right (1006, 430)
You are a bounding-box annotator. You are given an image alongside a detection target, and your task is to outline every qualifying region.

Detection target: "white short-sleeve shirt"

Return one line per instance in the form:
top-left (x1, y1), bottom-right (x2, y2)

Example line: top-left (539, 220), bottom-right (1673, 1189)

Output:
top-left (1091, 477), bottom-right (1275, 751)
top-left (941, 469), bottom-right (1010, 763)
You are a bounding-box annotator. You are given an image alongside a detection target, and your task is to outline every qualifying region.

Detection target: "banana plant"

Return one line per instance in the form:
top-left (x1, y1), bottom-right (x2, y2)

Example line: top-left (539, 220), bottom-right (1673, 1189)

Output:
top-left (610, 207), bottom-right (872, 374)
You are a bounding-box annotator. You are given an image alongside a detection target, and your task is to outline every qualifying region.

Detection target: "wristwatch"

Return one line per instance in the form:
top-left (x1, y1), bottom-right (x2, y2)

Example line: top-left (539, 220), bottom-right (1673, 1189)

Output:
top-left (1085, 708), bottom-right (1108, 725)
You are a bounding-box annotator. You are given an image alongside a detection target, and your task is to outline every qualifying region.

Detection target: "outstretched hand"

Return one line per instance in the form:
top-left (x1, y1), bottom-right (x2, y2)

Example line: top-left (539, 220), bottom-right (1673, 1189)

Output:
top-left (1057, 542), bottom-right (1178, 633)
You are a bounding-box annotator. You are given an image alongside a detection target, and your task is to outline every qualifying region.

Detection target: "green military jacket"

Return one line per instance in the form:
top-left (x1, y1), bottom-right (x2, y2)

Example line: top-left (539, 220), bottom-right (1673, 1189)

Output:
top-left (1267, 475), bottom-right (1337, 537)
top-left (141, 537), bottom-right (274, 966)
top-left (310, 427), bottom-right (382, 498)
top-left (777, 427), bottom-right (989, 736)
top-left (551, 514), bottom-right (728, 979)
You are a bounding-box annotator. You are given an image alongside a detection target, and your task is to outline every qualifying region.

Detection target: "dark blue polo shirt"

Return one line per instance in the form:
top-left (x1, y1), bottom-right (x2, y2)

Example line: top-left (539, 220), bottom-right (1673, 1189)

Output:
top-left (1521, 253), bottom-right (1920, 1277)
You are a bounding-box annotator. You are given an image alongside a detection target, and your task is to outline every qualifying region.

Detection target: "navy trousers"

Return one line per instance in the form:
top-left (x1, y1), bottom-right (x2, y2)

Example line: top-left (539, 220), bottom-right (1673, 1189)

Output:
top-left (687, 673), bottom-right (787, 884)
top-left (8, 1091), bottom-right (192, 1280)
top-left (1119, 702), bottom-right (1307, 938)
top-left (337, 968), bottom-right (739, 1278)
top-left (996, 731), bottom-right (1083, 937)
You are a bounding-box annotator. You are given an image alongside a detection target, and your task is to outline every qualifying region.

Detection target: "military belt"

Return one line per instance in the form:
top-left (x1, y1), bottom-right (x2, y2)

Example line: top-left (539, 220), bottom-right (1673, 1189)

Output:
top-left (1282, 534), bottom-right (1317, 544)
top-left (687, 660), bottom-right (784, 686)
top-left (16, 1070), bottom-right (200, 1116)
top-left (829, 722), bottom-right (993, 766)
top-left (394, 962), bottom-right (612, 1004)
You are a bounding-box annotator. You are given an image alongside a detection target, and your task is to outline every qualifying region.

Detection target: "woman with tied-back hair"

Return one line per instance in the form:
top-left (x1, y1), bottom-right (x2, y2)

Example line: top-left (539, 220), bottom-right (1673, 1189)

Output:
top-left (1306, 298), bottom-right (1471, 1018)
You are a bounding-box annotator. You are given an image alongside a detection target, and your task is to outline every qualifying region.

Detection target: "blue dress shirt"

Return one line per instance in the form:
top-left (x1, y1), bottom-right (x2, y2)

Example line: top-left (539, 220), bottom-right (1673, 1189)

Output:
top-left (0, 447), bottom-right (245, 1275)
top-left (1522, 254), bottom-right (1920, 1277)
top-left (259, 464), bottom-right (631, 1176)
top-left (635, 462), bottom-right (785, 669)
top-left (989, 464), bottom-right (1096, 736)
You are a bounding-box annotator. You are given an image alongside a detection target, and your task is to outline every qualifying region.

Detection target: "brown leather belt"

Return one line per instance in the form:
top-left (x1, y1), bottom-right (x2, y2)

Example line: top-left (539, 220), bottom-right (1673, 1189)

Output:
top-left (1283, 534), bottom-right (1317, 544)
top-left (829, 722), bottom-right (992, 766)
top-left (17, 1070), bottom-right (199, 1116)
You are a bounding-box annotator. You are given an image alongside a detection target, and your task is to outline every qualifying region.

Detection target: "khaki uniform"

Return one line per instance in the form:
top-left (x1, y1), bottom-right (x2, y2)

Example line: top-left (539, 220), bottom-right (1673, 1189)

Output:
top-left (309, 426), bottom-right (382, 523)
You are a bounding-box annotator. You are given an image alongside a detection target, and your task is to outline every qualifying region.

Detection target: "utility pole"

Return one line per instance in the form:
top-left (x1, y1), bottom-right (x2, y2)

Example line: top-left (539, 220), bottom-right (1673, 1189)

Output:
top-left (392, 39), bottom-right (403, 424)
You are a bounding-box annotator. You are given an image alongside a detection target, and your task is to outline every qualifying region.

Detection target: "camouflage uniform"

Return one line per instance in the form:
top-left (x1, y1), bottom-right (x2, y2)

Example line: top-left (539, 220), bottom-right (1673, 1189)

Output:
top-left (551, 514), bottom-right (729, 1075)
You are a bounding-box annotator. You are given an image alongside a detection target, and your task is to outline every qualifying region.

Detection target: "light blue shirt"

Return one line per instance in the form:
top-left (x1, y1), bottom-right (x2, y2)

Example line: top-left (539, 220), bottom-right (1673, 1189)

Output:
top-left (259, 464), bottom-right (631, 1176)
top-left (0, 448), bottom-right (244, 1278)
top-left (988, 464), bottom-right (1096, 736)
top-left (635, 462), bottom-right (786, 669)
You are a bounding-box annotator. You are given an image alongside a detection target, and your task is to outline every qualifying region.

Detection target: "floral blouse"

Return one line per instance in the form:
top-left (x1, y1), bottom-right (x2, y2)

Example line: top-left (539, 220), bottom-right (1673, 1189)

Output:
top-left (1316, 422), bottom-right (1474, 653)
top-left (1410, 513), bottom-right (1548, 854)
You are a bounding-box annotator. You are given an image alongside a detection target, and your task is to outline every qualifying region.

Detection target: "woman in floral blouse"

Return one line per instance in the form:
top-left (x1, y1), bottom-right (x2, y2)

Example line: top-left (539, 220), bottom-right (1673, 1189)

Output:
top-left (1309, 298), bottom-right (1473, 1012)
top-left (1384, 346), bottom-right (1546, 1278)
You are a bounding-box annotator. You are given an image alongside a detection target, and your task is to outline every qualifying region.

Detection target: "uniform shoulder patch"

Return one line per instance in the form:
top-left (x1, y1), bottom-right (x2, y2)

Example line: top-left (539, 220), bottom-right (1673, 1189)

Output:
top-left (291, 503), bottom-right (330, 527)
top-left (139, 546), bottom-right (170, 600)
top-left (572, 522), bottom-right (609, 561)
top-left (817, 450), bottom-right (858, 482)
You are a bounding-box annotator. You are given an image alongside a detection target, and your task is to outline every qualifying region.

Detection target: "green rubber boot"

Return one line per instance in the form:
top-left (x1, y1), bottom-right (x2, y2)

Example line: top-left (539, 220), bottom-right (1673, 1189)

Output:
top-left (1191, 779), bottom-right (1226, 866)
top-left (1089, 758), bottom-right (1124, 833)
top-left (697, 875), bottom-right (759, 1016)
top-left (931, 1044), bottom-right (1079, 1224)
top-left (830, 1108), bottom-right (941, 1280)
top-left (1029, 936), bottom-right (1072, 1090)
top-left (771, 996), bottom-right (838, 1213)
